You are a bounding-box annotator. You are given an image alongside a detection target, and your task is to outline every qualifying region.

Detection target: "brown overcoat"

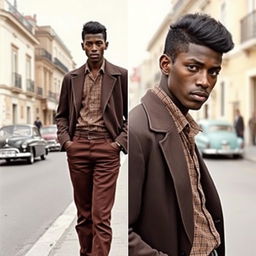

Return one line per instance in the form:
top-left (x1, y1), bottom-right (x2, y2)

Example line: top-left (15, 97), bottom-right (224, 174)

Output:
top-left (55, 60), bottom-right (128, 153)
top-left (129, 90), bottom-right (225, 256)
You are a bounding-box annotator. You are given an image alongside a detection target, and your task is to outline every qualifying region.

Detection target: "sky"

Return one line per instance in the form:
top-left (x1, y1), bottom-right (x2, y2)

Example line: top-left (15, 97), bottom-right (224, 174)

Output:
top-left (17, 0), bottom-right (170, 69)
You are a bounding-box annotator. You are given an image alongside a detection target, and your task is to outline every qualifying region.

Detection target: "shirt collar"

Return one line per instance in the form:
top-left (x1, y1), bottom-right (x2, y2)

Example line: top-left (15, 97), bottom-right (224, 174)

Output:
top-left (85, 59), bottom-right (105, 74)
top-left (151, 86), bottom-right (202, 136)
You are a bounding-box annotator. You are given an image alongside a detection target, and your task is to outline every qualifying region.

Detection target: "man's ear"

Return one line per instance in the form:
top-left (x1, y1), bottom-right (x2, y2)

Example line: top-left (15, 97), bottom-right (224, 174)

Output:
top-left (159, 54), bottom-right (171, 75)
top-left (105, 41), bottom-right (109, 50)
top-left (81, 42), bottom-right (84, 50)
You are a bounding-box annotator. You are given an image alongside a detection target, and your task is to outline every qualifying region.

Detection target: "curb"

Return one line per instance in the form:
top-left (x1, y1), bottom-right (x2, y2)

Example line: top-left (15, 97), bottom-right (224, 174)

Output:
top-left (24, 202), bottom-right (76, 256)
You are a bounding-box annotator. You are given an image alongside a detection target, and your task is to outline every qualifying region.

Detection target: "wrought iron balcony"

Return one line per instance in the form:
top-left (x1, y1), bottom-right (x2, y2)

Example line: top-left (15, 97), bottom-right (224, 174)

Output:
top-left (37, 87), bottom-right (43, 96)
top-left (3, 0), bottom-right (33, 33)
top-left (36, 48), bottom-right (52, 62)
top-left (241, 10), bottom-right (256, 43)
top-left (54, 57), bottom-right (69, 73)
top-left (48, 91), bottom-right (57, 101)
top-left (26, 79), bottom-right (35, 92)
top-left (12, 72), bottom-right (22, 88)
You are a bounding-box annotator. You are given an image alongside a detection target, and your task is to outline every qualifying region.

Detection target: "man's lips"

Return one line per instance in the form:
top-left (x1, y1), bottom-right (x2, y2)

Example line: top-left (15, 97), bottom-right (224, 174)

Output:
top-left (90, 54), bottom-right (99, 58)
top-left (190, 90), bottom-right (209, 102)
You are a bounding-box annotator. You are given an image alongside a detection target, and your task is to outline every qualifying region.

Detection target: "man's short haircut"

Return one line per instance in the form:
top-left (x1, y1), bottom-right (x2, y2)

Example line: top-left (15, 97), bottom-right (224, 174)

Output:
top-left (82, 21), bottom-right (107, 41)
top-left (164, 13), bottom-right (234, 61)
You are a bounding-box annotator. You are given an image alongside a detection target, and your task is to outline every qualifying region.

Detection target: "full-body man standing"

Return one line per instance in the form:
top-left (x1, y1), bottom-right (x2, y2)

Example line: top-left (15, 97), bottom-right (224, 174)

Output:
top-left (129, 14), bottom-right (234, 256)
top-left (56, 21), bottom-right (127, 256)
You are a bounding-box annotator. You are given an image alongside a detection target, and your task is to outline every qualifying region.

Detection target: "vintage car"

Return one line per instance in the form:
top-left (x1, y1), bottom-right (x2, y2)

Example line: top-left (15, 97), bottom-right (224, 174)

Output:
top-left (0, 124), bottom-right (48, 164)
top-left (195, 119), bottom-right (244, 158)
top-left (40, 125), bottom-right (61, 151)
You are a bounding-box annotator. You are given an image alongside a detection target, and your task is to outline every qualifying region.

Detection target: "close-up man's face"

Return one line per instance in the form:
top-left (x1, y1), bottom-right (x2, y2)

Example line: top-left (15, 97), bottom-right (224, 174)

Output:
top-left (82, 33), bottom-right (108, 63)
top-left (165, 43), bottom-right (222, 111)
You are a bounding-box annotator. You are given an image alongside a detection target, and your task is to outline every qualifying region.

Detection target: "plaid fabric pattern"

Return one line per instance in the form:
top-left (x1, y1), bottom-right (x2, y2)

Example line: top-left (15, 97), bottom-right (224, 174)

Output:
top-left (77, 61), bottom-right (108, 132)
top-left (151, 87), bottom-right (220, 256)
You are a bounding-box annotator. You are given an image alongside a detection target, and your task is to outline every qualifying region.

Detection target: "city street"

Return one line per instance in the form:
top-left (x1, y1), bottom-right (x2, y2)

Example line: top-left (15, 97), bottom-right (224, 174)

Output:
top-left (205, 156), bottom-right (256, 255)
top-left (0, 152), bottom-right (73, 256)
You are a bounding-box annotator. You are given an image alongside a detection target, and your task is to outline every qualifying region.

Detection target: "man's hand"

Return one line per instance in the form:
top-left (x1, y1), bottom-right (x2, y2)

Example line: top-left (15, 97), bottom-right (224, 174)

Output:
top-left (64, 141), bottom-right (73, 150)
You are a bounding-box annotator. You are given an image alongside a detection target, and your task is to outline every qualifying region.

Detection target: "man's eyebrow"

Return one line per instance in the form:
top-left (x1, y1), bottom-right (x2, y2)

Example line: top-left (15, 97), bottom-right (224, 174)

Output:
top-left (186, 57), bottom-right (222, 69)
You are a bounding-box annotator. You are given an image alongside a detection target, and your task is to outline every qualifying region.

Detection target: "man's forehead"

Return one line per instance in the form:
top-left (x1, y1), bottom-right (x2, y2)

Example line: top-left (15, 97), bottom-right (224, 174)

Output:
top-left (84, 33), bottom-right (105, 41)
top-left (179, 43), bottom-right (223, 65)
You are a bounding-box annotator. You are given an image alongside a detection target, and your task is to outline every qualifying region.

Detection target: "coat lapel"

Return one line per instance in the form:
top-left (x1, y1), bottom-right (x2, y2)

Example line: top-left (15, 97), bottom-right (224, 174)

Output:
top-left (101, 60), bottom-right (121, 112)
top-left (70, 64), bottom-right (85, 118)
top-left (142, 90), bottom-right (194, 244)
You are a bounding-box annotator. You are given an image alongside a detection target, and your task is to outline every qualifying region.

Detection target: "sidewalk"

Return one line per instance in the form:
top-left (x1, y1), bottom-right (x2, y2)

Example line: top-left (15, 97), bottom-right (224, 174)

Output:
top-left (244, 145), bottom-right (256, 162)
top-left (25, 146), bottom-right (255, 256)
top-left (49, 156), bottom-right (128, 256)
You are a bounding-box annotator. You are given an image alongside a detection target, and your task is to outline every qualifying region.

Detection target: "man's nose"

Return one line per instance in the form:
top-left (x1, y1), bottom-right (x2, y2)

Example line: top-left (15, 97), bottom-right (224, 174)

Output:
top-left (92, 44), bottom-right (97, 51)
top-left (196, 70), bottom-right (210, 88)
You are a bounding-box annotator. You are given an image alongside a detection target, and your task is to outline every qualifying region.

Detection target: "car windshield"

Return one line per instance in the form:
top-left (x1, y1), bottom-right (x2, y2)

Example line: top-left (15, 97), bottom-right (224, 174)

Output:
top-left (40, 126), bottom-right (57, 135)
top-left (0, 126), bottom-right (32, 137)
top-left (208, 124), bottom-right (233, 132)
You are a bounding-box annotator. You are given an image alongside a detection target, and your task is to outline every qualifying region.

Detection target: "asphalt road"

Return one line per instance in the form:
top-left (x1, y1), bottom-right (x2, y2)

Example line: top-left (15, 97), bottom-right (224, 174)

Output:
top-left (0, 152), bottom-right (73, 256)
top-left (205, 156), bottom-right (256, 256)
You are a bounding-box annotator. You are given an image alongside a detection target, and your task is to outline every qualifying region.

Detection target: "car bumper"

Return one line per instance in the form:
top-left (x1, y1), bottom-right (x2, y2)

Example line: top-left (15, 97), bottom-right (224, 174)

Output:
top-left (46, 141), bottom-right (61, 151)
top-left (202, 148), bottom-right (244, 155)
top-left (0, 148), bottom-right (31, 159)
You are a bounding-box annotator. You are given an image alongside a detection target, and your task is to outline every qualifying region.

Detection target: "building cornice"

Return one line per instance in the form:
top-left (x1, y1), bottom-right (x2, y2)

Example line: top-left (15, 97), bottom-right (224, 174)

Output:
top-left (0, 9), bottom-right (39, 45)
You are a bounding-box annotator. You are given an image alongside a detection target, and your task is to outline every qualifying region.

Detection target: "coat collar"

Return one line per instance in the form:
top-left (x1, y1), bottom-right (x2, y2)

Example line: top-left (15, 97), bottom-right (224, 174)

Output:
top-left (69, 59), bottom-right (121, 116)
top-left (142, 89), bottom-right (194, 245)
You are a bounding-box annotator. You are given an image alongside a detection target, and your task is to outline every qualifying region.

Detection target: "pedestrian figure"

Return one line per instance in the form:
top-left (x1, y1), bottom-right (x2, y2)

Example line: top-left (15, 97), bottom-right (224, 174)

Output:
top-left (34, 117), bottom-right (42, 130)
top-left (129, 13), bottom-right (234, 256)
top-left (249, 111), bottom-right (256, 145)
top-left (234, 109), bottom-right (244, 139)
top-left (56, 21), bottom-right (127, 256)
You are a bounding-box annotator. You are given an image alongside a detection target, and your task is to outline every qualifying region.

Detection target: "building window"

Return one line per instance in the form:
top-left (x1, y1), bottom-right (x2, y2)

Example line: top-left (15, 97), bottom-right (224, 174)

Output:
top-left (220, 81), bottom-right (225, 116)
top-left (27, 106), bottom-right (31, 124)
top-left (12, 103), bottom-right (17, 124)
top-left (11, 45), bottom-right (19, 87)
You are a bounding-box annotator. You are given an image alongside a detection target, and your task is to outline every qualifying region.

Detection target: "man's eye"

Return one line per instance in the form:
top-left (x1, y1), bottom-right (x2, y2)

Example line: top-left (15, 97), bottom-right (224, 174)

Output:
top-left (187, 65), bottom-right (198, 72)
top-left (85, 42), bottom-right (93, 47)
top-left (209, 70), bottom-right (220, 77)
top-left (96, 42), bottom-right (103, 46)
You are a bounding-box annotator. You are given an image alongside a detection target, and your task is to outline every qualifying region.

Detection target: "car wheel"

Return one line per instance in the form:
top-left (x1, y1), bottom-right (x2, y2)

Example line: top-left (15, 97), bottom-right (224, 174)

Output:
top-left (41, 152), bottom-right (46, 160)
top-left (5, 159), bottom-right (11, 163)
top-left (27, 149), bottom-right (35, 164)
top-left (233, 154), bottom-right (242, 159)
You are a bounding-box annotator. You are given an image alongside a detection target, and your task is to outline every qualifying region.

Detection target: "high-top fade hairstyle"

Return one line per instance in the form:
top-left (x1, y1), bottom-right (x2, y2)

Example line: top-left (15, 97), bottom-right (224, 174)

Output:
top-left (164, 13), bottom-right (234, 62)
top-left (82, 21), bottom-right (107, 41)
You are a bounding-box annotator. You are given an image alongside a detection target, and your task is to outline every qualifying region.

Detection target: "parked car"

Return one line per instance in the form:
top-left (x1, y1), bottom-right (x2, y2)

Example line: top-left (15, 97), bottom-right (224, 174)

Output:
top-left (195, 119), bottom-right (244, 158)
top-left (0, 124), bottom-right (48, 164)
top-left (40, 125), bottom-right (60, 151)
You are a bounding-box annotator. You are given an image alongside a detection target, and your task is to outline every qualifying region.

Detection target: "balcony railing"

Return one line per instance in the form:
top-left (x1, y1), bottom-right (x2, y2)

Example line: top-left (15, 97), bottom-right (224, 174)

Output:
top-left (26, 79), bottom-right (35, 92)
top-left (12, 72), bottom-right (22, 88)
top-left (54, 57), bottom-right (69, 73)
top-left (3, 0), bottom-right (33, 33)
top-left (37, 87), bottom-right (43, 96)
top-left (36, 48), bottom-right (52, 62)
top-left (241, 10), bottom-right (256, 43)
top-left (48, 91), bottom-right (57, 101)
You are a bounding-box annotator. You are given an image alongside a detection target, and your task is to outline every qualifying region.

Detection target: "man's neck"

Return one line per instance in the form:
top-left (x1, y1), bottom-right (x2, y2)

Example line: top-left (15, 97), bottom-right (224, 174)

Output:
top-left (159, 74), bottom-right (188, 115)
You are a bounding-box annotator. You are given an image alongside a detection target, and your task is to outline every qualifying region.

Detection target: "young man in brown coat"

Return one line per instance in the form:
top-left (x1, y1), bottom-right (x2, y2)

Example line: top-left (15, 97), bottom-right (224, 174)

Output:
top-left (56, 21), bottom-right (127, 256)
top-left (129, 14), bottom-right (234, 256)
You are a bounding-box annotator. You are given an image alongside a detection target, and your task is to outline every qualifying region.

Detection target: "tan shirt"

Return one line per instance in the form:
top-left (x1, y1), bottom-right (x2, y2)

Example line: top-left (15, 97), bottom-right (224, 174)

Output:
top-left (152, 87), bottom-right (220, 256)
top-left (76, 61), bottom-right (108, 132)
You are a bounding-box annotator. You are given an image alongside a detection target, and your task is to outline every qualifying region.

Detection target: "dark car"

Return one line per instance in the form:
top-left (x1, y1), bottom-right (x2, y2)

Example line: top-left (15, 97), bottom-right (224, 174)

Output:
top-left (0, 124), bottom-right (48, 164)
top-left (40, 125), bottom-right (61, 151)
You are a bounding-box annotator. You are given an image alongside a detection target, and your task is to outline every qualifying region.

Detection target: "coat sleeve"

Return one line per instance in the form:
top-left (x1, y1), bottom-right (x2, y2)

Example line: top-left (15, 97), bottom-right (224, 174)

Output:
top-left (115, 69), bottom-right (128, 153)
top-left (55, 74), bottom-right (71, 150)
top-left (129, 127), bottom-right (168, 256)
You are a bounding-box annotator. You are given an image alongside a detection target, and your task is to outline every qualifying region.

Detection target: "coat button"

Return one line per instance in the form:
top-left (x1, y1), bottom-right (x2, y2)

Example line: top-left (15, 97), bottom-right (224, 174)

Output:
top-left (180, 251), bottom-right (186, 256)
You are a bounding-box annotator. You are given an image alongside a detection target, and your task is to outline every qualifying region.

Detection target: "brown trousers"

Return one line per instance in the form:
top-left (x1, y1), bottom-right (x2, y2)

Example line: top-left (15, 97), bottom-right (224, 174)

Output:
top-left (67, 134), bottom-right (120, 256)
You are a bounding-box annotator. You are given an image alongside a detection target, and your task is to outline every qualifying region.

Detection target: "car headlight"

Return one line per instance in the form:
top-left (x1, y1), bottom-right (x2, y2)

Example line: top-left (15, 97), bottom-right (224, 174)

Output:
top-left (21, 142), bottom-right (27, 148)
